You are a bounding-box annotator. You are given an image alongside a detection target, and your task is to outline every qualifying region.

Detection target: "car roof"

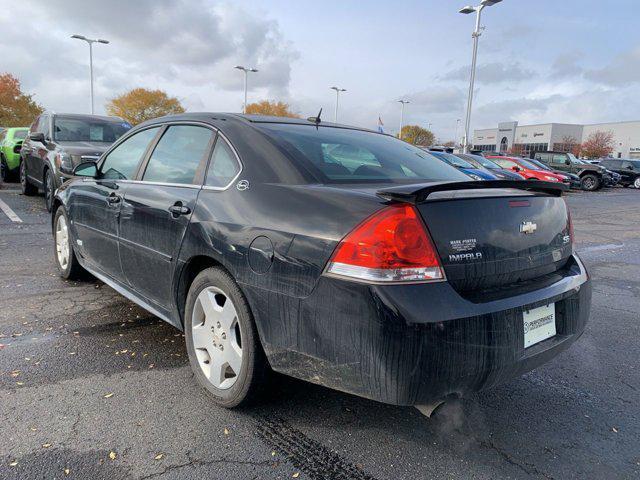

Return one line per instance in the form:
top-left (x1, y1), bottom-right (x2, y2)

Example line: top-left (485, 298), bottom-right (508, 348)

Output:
top-left (49, 112), bottom-right (124, 122)
top-left (137, 112), bottom-right (382, 135)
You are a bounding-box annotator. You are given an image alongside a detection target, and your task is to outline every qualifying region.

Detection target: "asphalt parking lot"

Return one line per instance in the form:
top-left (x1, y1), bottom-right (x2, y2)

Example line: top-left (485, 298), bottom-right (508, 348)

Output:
top-left (0, 183), bottom-right (638, 480)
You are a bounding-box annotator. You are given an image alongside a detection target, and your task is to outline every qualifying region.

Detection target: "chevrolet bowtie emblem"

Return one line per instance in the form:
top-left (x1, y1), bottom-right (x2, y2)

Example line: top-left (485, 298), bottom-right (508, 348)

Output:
top-left (520, 221), bottom-right (537, 234)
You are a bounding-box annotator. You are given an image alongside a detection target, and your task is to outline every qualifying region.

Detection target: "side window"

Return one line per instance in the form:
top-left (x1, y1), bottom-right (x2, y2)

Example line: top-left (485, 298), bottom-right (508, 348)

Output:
top-left (206, 136), bottom-right (241, 188)
top-left (39, 115), bottom-right (50, 137)
top-left (142, 125), bottom-right (213, 184)
top-left (29, 117), bottom-right (39, 134)
top-left (0, 130), bottom-right (6, 143)
top-left (494, 159), bottom-right (516, 169)
top-left (100, 127), bottom-right (160, 180)
top-left (605, 160), bottom-right (621, 169)
top-left (551, 154), bottom-right (566, 165)
top-left (621, 161), bottom-right (634, 170)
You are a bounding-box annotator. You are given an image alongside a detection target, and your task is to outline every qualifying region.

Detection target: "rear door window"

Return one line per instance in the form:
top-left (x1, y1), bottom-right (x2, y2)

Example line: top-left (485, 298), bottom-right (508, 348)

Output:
top-left (551, 154), bottom-right (566, 165)
top-left (206, 136), bottom-right (241, 188)
top-left (142, 125), bottom-right (213, 185)
top-left (100, 127), bottom-right (160, 180)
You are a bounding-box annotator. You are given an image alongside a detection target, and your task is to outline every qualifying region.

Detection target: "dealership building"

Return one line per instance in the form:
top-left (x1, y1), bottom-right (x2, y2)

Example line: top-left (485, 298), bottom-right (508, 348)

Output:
top-left (473, 120), bottom-right (640, 158)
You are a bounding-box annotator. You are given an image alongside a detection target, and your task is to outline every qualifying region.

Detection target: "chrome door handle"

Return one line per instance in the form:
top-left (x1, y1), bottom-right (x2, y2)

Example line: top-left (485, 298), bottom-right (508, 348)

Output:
top-left (168, 204), bottom-right (191, 216)
top-left (107, 194), bottom-right (121, 204)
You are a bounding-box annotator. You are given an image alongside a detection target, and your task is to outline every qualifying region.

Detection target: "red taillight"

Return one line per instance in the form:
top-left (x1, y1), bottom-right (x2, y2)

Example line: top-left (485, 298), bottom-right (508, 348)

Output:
top-left (325, 204), bottom-right (445, 283)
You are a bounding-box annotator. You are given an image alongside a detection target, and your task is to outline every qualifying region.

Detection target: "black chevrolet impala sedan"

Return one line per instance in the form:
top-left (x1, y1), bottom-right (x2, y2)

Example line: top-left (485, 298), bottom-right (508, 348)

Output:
top-left (51, 113), bottom-right (591, 409)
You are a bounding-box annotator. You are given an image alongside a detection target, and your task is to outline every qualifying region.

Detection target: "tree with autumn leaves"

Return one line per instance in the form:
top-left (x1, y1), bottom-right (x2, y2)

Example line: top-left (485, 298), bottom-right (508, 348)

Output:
top-left (0, 73), bottom-right (44, 127)
top-left (106, 88), bottom-right (185, 125)
top-left (245, 100), bottom-right (299, 118)
top-left (579, 130), bottom-right (615, 159)
top-left (400, 125), bottom-right (434, 146)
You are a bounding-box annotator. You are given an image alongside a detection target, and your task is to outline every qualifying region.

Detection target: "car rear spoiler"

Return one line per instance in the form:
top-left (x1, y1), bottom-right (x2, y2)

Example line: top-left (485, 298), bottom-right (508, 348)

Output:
top-left (376, 180), bottom-right (567, 204)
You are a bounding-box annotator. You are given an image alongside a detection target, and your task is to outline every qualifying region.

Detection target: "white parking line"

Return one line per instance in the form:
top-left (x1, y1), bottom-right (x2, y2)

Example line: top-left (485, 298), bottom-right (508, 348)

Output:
top-left (0, 197), bottom-right (23, 223)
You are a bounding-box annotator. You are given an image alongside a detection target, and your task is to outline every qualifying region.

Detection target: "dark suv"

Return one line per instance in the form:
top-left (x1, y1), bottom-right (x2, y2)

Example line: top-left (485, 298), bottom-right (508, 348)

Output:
top-left (20, 112), bottom-right (131, 211)
top-left (532, 151), bottom-right (613, 191)
top-left (599, 158), bottom-right (640, 189)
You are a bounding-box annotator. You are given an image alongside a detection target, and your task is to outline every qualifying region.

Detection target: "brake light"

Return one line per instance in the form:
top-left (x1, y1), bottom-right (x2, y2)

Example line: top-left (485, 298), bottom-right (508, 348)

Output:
top-left (564, 198), bottom-right (574, 245)
top-left (325, 203), bottom-right (445, 283)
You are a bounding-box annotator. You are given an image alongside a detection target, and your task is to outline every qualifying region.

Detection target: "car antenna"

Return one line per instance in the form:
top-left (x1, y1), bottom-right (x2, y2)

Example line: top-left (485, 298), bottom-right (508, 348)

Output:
top-left (307, 108), bottom-right (322, 129)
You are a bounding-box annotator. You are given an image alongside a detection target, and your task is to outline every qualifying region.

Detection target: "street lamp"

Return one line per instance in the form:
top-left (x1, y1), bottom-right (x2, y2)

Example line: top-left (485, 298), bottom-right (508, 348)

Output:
top-left (330, 86), bottom-right (346, 122)
top-left (397, 100), bottom-right (409, 139)
top-left (71, 34), bottom-right (109, 114)
top-left (459, 0), bottom-right (502, 152)
top-left (235, 65), bottom-right (258, 114)
top-left (455, 118), bottom-right (461, 147)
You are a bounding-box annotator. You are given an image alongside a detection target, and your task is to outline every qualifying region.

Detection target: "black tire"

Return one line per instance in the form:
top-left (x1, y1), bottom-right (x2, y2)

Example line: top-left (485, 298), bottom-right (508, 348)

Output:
top-left (581, 173), bottom-right (600, 191)
top-left (53, 206), bottom-right (87, 280)
top-left (20, 160), bottom-right (37, 196)
top-left (0, 155), bottom-right (8, 182)
top-left (184, 266), bottom-right (268, 408)
top-left (44, 168), bottom-right (54, 212)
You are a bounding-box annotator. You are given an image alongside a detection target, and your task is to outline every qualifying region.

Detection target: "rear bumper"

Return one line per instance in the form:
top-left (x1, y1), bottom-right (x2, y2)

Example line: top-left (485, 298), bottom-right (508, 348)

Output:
top-left (245, 254), bottom-right (591, 406)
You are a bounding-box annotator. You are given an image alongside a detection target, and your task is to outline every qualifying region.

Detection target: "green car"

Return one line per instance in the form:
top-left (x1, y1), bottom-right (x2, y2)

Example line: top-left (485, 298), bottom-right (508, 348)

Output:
top-left (0, 127), bottom-right (29, 182)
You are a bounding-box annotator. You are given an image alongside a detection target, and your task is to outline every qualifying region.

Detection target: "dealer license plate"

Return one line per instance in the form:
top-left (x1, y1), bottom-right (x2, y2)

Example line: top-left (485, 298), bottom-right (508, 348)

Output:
top-left (523, 303), bottom-right (556, 348)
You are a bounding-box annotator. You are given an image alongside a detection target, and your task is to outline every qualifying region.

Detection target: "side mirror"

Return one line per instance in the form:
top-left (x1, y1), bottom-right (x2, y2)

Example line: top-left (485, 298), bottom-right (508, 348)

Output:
top-left (29, 132), bottom-right (46, 143)
top-left (512, 166), bottom-right (521, 172)
top-left (73, 161), bottom-right (98, 178)
top-left (565, 159), bottom-right (571, 165)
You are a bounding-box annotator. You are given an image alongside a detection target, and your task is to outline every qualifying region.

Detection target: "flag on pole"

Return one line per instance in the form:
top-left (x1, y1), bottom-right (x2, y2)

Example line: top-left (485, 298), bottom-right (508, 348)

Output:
top-left (377, 116), bottom-right (384, 133)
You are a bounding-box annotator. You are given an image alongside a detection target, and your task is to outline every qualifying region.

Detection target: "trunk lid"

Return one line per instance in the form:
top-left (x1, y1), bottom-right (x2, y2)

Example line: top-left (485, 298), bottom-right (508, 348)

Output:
top-left (378, 181), bottom-right (572, 296)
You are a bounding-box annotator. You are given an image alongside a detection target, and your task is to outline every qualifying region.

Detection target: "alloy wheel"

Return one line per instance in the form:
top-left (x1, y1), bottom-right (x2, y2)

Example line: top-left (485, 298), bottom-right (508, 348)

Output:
top-left (55, 214), bottom-right (70, 271)
top-left (635, 177), bottom-right (640, 189)
top-left (583, 177), bottom-right (595, 190)
top-left (191, 286), bottom-right (243, 390)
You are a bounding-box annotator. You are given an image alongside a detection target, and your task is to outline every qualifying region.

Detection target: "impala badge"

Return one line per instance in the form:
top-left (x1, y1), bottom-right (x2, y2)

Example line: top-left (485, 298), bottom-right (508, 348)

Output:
top-left (520, 221), bottom-right (537, 234)
top-left (236, 180), bottom-right (250, 191)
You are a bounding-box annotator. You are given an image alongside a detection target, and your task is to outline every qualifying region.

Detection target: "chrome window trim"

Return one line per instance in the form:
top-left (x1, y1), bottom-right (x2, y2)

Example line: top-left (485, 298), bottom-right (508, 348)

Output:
top-left (90, 121), bottom-right (244, 192)
top-left (202, 130), bottom-right (244, 192)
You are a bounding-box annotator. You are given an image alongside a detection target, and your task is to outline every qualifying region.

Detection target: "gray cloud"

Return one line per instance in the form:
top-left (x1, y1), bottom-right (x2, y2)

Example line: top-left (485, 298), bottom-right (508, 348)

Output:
top-left (403, 85), bottom-right (466, 114)
top-left (584, 46), bottom-right (640, 86)
top-left (5, 0), bottom-right (298, 114)
top-left (439, 62), bottom-right (535, 84)
top-left (549, 51), bottom-right (584, 79)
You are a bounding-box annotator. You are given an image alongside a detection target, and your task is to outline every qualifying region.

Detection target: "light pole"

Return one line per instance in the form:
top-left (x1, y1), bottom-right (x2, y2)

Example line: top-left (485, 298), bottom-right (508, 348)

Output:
top-left (71, 34), bottom-right (109, 114)
top-left (455, 118), bottom-right (461, 147)
top-left (235, 65), bottom-right (258, 114)
top-left (330, 86), bottom-right (346, 122)
top-left (397, 100), bottom-right (409, 139)
top-left (459, 0), bottom-right (502, 152)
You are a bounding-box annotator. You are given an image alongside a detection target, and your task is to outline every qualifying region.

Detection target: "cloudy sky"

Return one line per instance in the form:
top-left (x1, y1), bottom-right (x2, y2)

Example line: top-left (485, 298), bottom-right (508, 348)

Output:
top-left (1, 0), bottom-right (638, 141)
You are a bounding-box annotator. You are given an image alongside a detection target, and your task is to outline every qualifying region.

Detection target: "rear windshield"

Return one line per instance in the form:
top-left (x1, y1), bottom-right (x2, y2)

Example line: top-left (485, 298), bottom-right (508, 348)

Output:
top-left (53, 117), bottom-right (131, 143)
top-left (517, 158), bottom-right (542, 170)
top-left (466, 154), bottom-right (500, 169)
top-left (430, 151), bottom-right (474, 169)
top-left (257, 123), bottom-right (468, 183)
top-left (13, 130), bottom-right (27, 140)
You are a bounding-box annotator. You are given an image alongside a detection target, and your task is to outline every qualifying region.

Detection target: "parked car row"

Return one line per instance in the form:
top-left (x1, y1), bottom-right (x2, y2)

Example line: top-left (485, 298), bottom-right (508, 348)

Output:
top-left (18, 112), bottom-right (131, 211)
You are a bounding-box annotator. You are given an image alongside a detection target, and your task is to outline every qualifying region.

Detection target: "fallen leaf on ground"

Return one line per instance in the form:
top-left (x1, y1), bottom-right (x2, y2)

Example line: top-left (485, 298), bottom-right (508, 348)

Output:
top-left (104, 393), bottom-right (114, 398)
top-left (9, 461), bottom-right (17, 467)
top-left (293, 473), bottom-right (300, 478)
top-left (224, 428), bottom-right (229, 435)
top-left (109, 451), bottom-right (117, 460)
top-left (64, 468), bottom-right (70, 475)
top-left (612, 427), bottom-right (619, 433)
top-left (42, 443), bottom-right (51, 448)
top-left (154, 453), bottom-right (163, 460)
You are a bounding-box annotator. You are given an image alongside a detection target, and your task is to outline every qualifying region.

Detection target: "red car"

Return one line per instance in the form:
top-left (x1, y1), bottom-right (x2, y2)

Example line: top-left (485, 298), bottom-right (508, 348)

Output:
top-left (488, 156), bottom-right (566, 183)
